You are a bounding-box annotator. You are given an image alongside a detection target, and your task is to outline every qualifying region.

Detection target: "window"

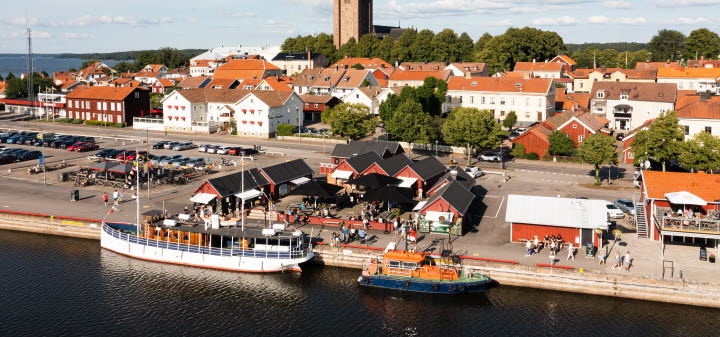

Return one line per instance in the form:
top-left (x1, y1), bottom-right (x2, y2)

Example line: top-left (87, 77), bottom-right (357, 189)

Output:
top-left (645, 107), bottom-right (651, 115)
top-left (481, 96), bottom-right (486, 104)
top-left (511, 97), bottom-right (515, 105)
top-left (103, 102), bottom-right (107, 110)
top-left (97, 102), bottom-right (102, 110)
top-left (500, 111), bottom-right (505, 116)
top-left (499, 97), bottom-right (504, 105)
top-left (489, 97), bottom-right (495, 104)
top-left (572, 124), bottom-right (577, 128)
top-left (525, 112), bottom-right (530, 118)
top-left (705, 126), bottom-right (712, 134)
top-left (620, 93), bottom-right (628, 100)
top-left (458, 96), bottom-right (463, 103)
top-left (597, 92), bottom-right (604, 98)
top-left (68, 100), bottom-right (72, 108)
top-left (628, 152), bottom-right (634, 159)
top-left (580, 82), bottom-right (584, 88)
top-left (314, 104), bottom-right (319, 108)
top-left (446, 95), bottom-right (452, 103)
top-left (525, 98), bottom-right (530, 106)
top-left (470, 96), bottom-right (474, 104)
top-left (578, 135), bottom-right (584, 142)
top-left (537, 98), bottom-right (542, 107)
top-left (135, 92), bottom-right (139, 98)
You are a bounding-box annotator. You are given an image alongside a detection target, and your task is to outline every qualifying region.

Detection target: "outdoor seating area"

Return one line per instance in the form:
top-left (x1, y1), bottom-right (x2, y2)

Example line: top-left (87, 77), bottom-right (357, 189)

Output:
top-left (659, 206), bottom-right (720, 234)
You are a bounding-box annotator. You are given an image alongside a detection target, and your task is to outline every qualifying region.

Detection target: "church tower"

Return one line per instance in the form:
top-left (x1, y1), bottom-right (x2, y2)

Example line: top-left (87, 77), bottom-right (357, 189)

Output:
top-left (333, 0), bottom-right (373, 48)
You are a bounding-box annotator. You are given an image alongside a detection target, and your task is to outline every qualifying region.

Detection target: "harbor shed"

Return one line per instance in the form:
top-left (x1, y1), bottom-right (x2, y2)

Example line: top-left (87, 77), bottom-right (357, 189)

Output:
top-left (505, 195), bottom-right (609, 248)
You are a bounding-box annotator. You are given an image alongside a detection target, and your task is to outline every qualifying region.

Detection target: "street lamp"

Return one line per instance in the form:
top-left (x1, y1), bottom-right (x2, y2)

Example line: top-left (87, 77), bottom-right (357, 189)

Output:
top-left (435, 140), bottom-right (438, 157)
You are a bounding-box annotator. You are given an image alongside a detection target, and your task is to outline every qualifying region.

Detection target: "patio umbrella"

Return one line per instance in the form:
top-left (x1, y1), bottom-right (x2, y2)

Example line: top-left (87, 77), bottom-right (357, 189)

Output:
top-left (108, 162), bottom-right (134, 174)
top-left (665, 191), bottom-right (707, 215)
top-left (285, 180), bottom-right (343, 199)
top-left (346, 173), bottom-right (402, 188)
top-left (364, 186), bottom-right (414, 204)
top-left (88, 161), bottom-right (116, 171)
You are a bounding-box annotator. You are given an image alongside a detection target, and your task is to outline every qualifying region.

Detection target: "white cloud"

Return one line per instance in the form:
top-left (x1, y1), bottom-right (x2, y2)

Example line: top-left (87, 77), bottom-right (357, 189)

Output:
top-left (602, 0), bottom-right (632, 8)
top-left (216, 8), bottom-right (256, 17)
top-left (671, 17), bottom-right (712, 24)
top-left (0, 17), bottom-right (38, 25)
top-left (586, 15), bottom-right (646, 24)
top-left (42, 15), bottom-right (173, 27)
top-left (0, 30), bottom-right (52, 39)
top-left (656, 0), bottom-right (720, 6)
top-left (531, 16), bottom-right (579, 26)
top-left (384, 0), bottom-right (510, 18)
top-left (617, 17), bottom-right (647, 24)
top-left (587, 15), bottom-right (610, 24)
top-left (64, 32), bottom-right (95, 39)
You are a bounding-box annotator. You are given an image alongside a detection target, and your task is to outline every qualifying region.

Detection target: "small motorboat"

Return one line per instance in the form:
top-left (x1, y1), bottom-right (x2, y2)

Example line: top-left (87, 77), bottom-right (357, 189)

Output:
top-left (357, 249), bottom-right (492, 294)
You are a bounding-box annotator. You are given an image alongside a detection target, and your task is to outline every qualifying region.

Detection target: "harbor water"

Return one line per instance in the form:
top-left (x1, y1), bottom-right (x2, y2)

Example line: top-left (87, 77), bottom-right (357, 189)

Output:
top-left (2, 229), bottom-right (719, 337)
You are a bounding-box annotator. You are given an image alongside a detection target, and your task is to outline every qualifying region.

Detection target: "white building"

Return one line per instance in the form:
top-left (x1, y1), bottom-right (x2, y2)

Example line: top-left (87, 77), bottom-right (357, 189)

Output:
top-left (657, 68), bottom-right (720, 94)
top-left (677, 100), bottom-right (720, 138)
top-left (590, 82), bottom-right (677, 131)
top-left (291, 68), bottom-right (378, 97)
top-left (342, 86), bottom-right (384, 115)
top-left (445, 76), bottom-right (556, 125)
top-left (514, 61), bottom-right (564, 79)
top-left (191, 46), bottom-right (281, 62)
top-left (161, 88), bottom-right (301, 137)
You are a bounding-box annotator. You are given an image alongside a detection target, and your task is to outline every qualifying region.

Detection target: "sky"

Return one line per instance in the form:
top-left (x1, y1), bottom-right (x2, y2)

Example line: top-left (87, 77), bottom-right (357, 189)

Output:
top-left (0, 0), bottom-right (718, 53)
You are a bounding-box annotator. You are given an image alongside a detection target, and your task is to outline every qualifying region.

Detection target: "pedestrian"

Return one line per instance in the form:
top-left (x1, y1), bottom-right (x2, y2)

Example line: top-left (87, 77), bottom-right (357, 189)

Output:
top-left (525, 240), bottom-right (533, 257)
top-left (113, 190), bottom-right (119, 202)
top-left (103, 192), bottom-right (109, 206)
top-left (342, 226), bottom-right (349, 243)
top-left (598, 248), bottom-right (607, 265)
top-left (550, 240), bottom-right (557, 254)
top-left (624, 251), bottom-right (632, 271)
top-left (613, 251), bottom-right (622, 269)
top-left (533, 235), bottom-right (540, 254)
top-left (566, 243), bottom-right (575, 260)
top-left (394, 219), bottom-right (400, 235)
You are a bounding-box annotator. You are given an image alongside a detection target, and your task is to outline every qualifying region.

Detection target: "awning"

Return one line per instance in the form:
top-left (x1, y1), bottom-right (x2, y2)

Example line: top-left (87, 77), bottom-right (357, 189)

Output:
top-left (425, 211), bottom-right (454, 222)
top-left (665, 191), bottom-right (707, 206)
top-left (331, 170), bottom-right (353, 179)
top-left (291, 177), bottom-right (311, 185)
top-left (235, 189), bottom-right (262, 200)
top-left (397, 177), bottom-right (418, 188)
top-left (190, 193), bottom-right (217, 204)
top-left (413, 201), bottom-right (427, 211)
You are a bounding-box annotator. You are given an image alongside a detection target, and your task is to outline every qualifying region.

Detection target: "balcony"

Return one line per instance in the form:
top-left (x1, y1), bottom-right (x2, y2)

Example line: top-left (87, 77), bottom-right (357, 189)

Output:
top-left (658, 209), bottom-right (720, 235)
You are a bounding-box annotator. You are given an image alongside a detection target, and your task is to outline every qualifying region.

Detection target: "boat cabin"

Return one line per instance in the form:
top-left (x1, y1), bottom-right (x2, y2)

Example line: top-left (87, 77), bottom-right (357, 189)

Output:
top-left (381, 250), bottom-right (459, 281)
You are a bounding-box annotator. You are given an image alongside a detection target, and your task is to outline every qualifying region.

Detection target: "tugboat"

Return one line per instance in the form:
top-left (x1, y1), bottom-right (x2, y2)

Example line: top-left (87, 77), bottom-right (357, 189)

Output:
top-left (357, 249), bottom-right (492, 294)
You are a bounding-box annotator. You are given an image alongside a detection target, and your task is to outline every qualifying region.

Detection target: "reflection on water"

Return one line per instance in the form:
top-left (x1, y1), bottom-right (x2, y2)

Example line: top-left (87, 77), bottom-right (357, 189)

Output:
top-left (2, 229), bottom-right (720, 337)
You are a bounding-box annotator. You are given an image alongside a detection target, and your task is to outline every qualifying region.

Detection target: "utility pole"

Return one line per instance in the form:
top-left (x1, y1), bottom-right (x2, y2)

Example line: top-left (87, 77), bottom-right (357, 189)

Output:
top-left (26, 27), bottom-right (34, 116)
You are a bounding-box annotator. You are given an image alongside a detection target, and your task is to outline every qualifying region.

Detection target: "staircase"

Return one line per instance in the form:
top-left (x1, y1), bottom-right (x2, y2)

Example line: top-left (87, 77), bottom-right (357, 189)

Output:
top-left (634, 192), bottom-right (648, 238)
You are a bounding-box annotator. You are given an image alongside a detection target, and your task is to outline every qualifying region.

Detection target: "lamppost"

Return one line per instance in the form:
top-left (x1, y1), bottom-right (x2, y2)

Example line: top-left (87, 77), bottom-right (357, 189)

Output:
top-left (435, 140), bottom-right (438, 157)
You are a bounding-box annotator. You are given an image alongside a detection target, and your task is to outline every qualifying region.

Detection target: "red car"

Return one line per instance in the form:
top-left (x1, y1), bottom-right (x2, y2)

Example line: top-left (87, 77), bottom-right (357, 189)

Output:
top-left (115, 151), bottom-right (136, 160)
top-left (66, 142), bottom-right (87, 151)
top-left (125, 151), bottom-right (148, 161)
top-left (74, 143), bottom-right (100, 152)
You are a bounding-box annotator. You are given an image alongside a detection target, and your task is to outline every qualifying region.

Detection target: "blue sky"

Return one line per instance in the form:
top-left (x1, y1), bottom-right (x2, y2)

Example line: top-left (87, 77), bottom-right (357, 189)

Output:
top-left (1, 0), bottom-right (718, 53)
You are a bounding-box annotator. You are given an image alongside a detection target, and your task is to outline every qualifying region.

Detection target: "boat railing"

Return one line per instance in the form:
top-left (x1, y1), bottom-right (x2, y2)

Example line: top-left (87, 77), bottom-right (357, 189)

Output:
top-left (103, 223), bottom-right (312, 260)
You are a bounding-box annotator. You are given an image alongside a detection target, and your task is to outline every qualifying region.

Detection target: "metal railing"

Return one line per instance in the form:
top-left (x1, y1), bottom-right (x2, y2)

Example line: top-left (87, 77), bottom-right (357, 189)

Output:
top-left (103, 224), bottom-right (312, 260)
top-left (660, 215), bottom-right (720, 234)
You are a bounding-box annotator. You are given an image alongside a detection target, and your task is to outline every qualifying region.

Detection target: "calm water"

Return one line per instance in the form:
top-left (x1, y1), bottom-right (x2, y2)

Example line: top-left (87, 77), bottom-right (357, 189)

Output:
top-left (0, 54), bottom-right (121, 78)
top-left (2, 229), bottom-right (719, 337)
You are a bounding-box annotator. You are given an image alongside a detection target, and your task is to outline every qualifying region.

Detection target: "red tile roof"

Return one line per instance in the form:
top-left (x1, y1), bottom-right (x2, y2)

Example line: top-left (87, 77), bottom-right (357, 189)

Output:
top-left (552, 55), bottom-right (577, 66)
top-left (676, 100), bottom-right (720, 120)
top-left (635, 61), bottom-right (680, 72)
top-left (332, 57), bottom-right (392, 69)
top-left (66, 86), bottom-right (141, 100)
top-left (642, 171), bottom-right (720, 201)
top-left (154, 79), bottom-right (176, 87)
top-left (675, 92), bottom-right (720, 110)
top-left (389, 70), bottom-right (451, 82)
top-left (657, 67), bottom-right (720, 79)
top-left (514, 62), bottom-right (563, 72)
top-left (448, 76), bottom-right (552, 94)
top-left (213, 59), bottom-right (279, 80)
top-left (178, 76), bottom-right (210, 88)
top-left (398, 62), bottom-right (446, 71)
top-left (555, 88), bottom-right (590, 110)
top-left (259, 77), bottom-right (294, 91)
top-left (206, 78), bottom-right (237, 89)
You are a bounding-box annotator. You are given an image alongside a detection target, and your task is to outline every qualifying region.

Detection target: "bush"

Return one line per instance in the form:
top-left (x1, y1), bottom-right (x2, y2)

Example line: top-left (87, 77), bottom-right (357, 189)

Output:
top-left (115, 123), bottom-right (126, 128)
top-left (497, 130), bottom-right (510, 139)
top-left (276, 123), bottom-right (295, 137)
top-left (55, 118), bottom-right (73, 123)
top-left (526, 152), bottom-right (540, 160)
top-left (71, 119), bottom-right (84, 124)
top-left (510, 143), bottom-right (526, 159)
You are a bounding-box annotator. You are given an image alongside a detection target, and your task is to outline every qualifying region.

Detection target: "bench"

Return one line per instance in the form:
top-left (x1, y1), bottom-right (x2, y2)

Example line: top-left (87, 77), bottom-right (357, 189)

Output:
top-left (536, 263), bottom-right (575, 270)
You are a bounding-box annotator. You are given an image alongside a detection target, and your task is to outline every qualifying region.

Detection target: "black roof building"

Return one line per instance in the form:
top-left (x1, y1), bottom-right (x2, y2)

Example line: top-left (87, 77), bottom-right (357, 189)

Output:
top-left (272, 52), bottom-right (325, 61)
top-left (330, 140), bottom-right (404, 160)
top-left (409, 156), bottom-right (447, 181)
top-left (344, 151), bottom-right (383, 173)
top-left (201, 168), bottom-right (268, 198)
top-left (378, 154), bottom-right (413, 176)
top-left (429, 166), bottom-right (475, 193)
top-left (421, 180), bottom-right (475, 216)
top-left (260, 159), bottom-right (313, 185)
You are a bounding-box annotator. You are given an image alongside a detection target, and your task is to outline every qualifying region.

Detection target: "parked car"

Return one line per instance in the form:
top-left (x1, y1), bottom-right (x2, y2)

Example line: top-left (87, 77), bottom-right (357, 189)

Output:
top-left (605, 201), bottom-right (626, 219)
top-left (32, 139), bottom-right (44, 147)
top-left (508, 132), bottom-right (520, 140)
top-left (59, 139), bottom-right (81, 149)
top-left (12, 149), bottom-right (29, 157)
top-left (198, 144), bottom-right (214, 152)
top-left (160, 155), bottom-right (183, 165)
top-left (0, 154), bottom-right (17, 164)
top-left (186, 158), bottom-right (206, 168)
top-left (515, 128), bottom-right (528, 134)
top-left (150, 155), bottom-right (168, 166)
top-left (5, 136), bottom-right (24, 144)
top-left (173, 142), bottom-right (195, 151)
top-left (105, 149), bottom-right (125, 159)
top-left (478, 152), bottom-right (502, 162)
top-left (215, 146), bottom-right (232, 155)
top-left (463, 166), bottom-right (484, 178)
top-left (224, 147), bottom-right (243, 156)
top-left (616, 132), bottom-right (626, 141)
top-left (94, 149), bottom-right (115, 158)
top-left (67, 143), bottom-right (89, 151)
top-left (171, 157), bottom-right (190, 167)
top-left (74, 143), bottom-right (100, 152)
top-left (152, 141), bottom-right (170, 149)
top-left (125, 151), bottom-right (148, 161)
top-left (115, 151), bottom-right (136, 160)
top-left (614, 199), bottom-right (636, 215)
top-left (76, 136), bottom-right (96, 143)
top-left (164, 141), bottom-right (181, 149)
top-left (17, 150), bottom-right (42, 161)
top-left (206, 145), bottom-right (221, 154)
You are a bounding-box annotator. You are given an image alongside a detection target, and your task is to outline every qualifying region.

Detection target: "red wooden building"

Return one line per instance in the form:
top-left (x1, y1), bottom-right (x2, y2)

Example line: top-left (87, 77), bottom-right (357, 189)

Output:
top-left (299, 95), bottom-right (341, 121)
top-left (65, 86), bottom-right (151, 125)
top-left (621, 119), bottom-right (653, 164)
top-left (512, 110), bottom-right (610, 157)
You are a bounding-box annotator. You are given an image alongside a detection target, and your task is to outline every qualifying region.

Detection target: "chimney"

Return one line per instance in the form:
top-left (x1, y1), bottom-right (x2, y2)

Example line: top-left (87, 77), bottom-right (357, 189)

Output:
top-left (344, 55), bottom-right (348, 59)
top-left (701, 56), bottom-right (705, 60)
top-left (464, 72), bottom-right (472, 79)
top-left (533, 59), bottom-right (536, 63)
top-left (450, 170), bottom-right (458, 179)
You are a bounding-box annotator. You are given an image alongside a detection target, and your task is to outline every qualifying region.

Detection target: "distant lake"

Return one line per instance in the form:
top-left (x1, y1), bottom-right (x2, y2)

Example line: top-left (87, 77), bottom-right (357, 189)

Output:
top-left (0, 54), bottom-right (122, 78)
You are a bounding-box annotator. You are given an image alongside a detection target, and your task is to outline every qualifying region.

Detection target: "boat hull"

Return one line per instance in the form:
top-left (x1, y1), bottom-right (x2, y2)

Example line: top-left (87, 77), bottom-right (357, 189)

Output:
top-left (101, 228), bottom-right (313, 273)
top-left (357, 275), bottom-right (492, 294)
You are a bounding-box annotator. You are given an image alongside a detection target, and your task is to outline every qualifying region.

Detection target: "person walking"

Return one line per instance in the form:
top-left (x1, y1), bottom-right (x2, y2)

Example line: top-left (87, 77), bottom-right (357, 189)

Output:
top-left (598, 247), bottom-right (607, 265)
top-left (624, 251), bottom-right (632, 271)
top-left (103, 192), bottom-right (109, 206)
top-left (566, 243), bottom-right (575, 260)
top-left (612, 251), bottom-right (622, 269)
top-left (525, 240), bottom-right (533, 257)
top-left (113, 190), bottom-right (119, 203)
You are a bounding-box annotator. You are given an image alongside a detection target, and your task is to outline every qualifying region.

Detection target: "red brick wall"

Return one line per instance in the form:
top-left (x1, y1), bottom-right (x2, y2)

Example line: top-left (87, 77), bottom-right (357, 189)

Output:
top-left (512, 132), bottom-right (549, 157)
top-left (511, 223), bottom-right (581, 244)
top-left (66, 88), bottom-right (150, 124)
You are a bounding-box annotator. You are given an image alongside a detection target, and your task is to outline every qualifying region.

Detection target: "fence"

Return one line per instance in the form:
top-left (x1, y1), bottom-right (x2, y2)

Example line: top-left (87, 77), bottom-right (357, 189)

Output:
top-left (132, 117), bottom-right (165, 131)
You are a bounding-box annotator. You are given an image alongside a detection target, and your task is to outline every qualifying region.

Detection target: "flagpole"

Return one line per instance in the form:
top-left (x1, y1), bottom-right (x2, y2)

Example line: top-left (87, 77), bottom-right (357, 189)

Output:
top-left (136, 148), bottom-right (141, 235)
top-left (241, 159), bottom-right (245, 231)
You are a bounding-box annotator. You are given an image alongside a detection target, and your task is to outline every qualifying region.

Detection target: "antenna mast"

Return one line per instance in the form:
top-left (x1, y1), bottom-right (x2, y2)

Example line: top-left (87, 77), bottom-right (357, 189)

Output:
top-left (26, 26), bottom-right (35, 112)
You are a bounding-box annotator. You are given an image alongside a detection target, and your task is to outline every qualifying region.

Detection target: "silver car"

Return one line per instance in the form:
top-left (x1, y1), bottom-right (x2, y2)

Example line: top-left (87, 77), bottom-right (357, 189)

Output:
top-left (215, 146), bottom-right (231, 155)
top-left (172, 142), bottom-right (194, 151)
top-left (171, 157), bottom-right (190, 167)
top-left (160, 154), bottom-right (183, 165)
top-left (198, 144), bottom-right (213, 152)
top-left (164, 141), bottom-right (180, 149)
top-left (614, 199), bottom-right (636, 215)
top-left (186, 158), bottom-right (206, 168)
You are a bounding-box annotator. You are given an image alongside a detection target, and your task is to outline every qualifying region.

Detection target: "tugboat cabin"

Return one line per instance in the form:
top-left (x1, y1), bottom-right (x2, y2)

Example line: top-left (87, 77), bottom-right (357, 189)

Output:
top-left (381, 251), bottom-right (459, 281)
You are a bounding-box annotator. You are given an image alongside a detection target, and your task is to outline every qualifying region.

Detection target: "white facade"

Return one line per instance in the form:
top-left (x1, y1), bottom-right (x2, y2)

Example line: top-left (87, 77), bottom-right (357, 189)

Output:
top-left (234, 93), bottom-right (303, 138)
top-left (162, 92), bottom-right (216, 133)
top-left (191, 46), bottom-right (282, 62)
top-left (657, 77), bottom-right (720, 94)
top-left (679, 118), bottom-right (720, 139)
top-left (342, 88), bottom-right (378, 115)
top-left (445, 88), bottom-right (556, 124)
top-left (592, 97), bottom-right (674, 131)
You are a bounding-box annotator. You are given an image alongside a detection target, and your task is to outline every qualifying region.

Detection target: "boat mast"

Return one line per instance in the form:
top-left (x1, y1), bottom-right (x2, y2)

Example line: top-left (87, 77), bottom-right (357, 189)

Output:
top-left (241, 158), bottom-right (245, 231)
top-left (136, 149), bottom-right (141, 234)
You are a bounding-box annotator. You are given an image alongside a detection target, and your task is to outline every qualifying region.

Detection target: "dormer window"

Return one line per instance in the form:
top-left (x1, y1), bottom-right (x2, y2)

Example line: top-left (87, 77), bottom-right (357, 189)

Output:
top-left (620, 93), bottom-right (628, 100)
top-left (597, 91), bottom-right (605, 98)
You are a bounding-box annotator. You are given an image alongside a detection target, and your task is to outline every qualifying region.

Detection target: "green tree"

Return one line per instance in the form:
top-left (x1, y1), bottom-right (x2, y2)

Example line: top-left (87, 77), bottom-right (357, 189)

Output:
top-left (6, 72), bottom-right (15, 80)
top-left (683, 28), bottom-right (720, 61)
top-left (356, 34), bottom-right (380, 58)
top-left (596, 49), bottom-right (621, 68)
top-left (503, 111), bottom-right (517, 131)
top-left (570, 47), bottom-right (599, 69)
top-left (0, 74), bottom-right (3, 81)
top-left (431, 28), bottom-right (459, 62)
top-left (375, 37), bottom-right (394, 63)
top-left (547, 130), bottom-right (576, 156)
top-left (473, 33), bottom-right (493, 55)
top-left (378, 93), bottom-right (402, 122)
top-left (4, 76), bottom-right (57, 98)
top-left (101, 67), bottom-right (113, 76)
top-left (384, 100), bottom-right (434, 143)
top-left (392, 29), bottom-right (417, 62)
top-left (628, 49), bottom-right (653, 68)
top-left (68, 68), bottom-right (77, 72)
top-left (276, 123), bottom-right (296, 136)
top-left (578, 134), bottom-right (617, 185)
top-left (350, 63), bottom-right (365, 70)
top-left (648, 29), bottom-right (686, 62)
top-left (411, 29), bottom-right (435, 62)
top-left (81, 59), bottom-right (99, 69)
top-left (510, 142), bottom-right (526, 159)
top-left (457, 32), bottom-right (475, 62)
top-left (338, 37), bottom-right (358, 58)
top-left (631, 111), bottom-right (685, 172)
top-left (477, 27), bottom-right (567, 72)
top-left (312, 33), bottom-right (337, 63)
top-left (113, 61), bottom-right (135, 73)
top-left (442, 107), bottom-right (501, 164)
top-left (41, 70), bottom-right (49, 77)
top-left (323, 103), bottom-right (377, 140)
top-left (677, 132), bottom-right (720, 173)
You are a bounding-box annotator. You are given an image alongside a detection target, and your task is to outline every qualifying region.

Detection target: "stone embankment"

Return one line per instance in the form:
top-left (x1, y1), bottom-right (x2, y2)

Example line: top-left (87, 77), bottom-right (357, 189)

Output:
top-left (2, 211), bottom-right (719, 308)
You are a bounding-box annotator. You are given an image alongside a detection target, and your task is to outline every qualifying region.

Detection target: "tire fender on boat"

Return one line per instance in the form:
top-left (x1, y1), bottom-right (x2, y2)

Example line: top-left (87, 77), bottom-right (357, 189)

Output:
top-left (364, 277), bottom-right (371, 284)
top-left (450, 285), bottom-right (457, 291)
top-left (404, 281), bottom-right (411, 287)
top-left (458, 285), bottom-right (466, 292)
top-left (432, 284), bottom-right (440, 291)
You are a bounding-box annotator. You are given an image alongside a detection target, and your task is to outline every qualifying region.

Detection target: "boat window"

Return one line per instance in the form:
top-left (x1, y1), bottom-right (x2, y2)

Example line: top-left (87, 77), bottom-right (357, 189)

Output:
top-left (401, 262), bottom-right (418, 269)
top-left (388, 261), bottom-right (401, 268)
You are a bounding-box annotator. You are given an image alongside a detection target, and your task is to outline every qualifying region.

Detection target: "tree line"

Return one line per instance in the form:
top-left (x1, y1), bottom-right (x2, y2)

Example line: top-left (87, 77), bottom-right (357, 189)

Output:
top-left (70, 47), bottom-right (193, 74)
top-left (56, 49), bottom-right (205, 61)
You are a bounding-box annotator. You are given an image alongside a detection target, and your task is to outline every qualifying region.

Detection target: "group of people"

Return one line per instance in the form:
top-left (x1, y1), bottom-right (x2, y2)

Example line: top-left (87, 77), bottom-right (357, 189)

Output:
top-left (331, 224), bottom-right (368, 245)
top-left (597, 249), bottom-right (632, 271)
top-left (524, 234), bottom-right (567, 257)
